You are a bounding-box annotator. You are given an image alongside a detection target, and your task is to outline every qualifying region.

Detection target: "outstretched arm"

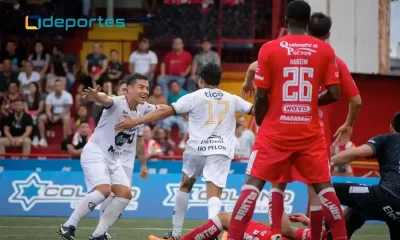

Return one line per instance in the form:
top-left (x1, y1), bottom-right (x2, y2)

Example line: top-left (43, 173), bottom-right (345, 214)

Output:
top-left (331, 144), bottom-right (373, 166)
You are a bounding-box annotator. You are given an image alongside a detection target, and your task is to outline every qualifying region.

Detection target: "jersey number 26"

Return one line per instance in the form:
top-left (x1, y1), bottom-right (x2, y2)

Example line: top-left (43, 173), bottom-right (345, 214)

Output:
top-left (283, 67), bottom-right (313, 102)
top-left (203, 100), bottom-right (229, 125)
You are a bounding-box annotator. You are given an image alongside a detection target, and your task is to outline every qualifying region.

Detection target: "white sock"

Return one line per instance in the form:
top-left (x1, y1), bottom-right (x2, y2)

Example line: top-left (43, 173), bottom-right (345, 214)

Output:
top-left (64, 190), bottom-right (105, 227)
top-left (172, 190), bottom-right (190, 237)
top-left (99, 193), bottom-right (115, 219)
top-left (92, 197), bottom-right (130, 237)
top-left (207, 197), bottom-right (222, 219)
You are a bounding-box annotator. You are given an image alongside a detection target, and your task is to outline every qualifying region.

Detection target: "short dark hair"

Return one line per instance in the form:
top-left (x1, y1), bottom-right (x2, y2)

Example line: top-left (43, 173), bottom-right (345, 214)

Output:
top-left (392, 112), bottom-right (400, 133)
top-left (117, 79), bottom-right (128, 87)
top-left (198, 63), bottom-right (222, 86)
top-left (308, 12), bottom-right (332, 37)
top-left (286, 0), bottom-right (311, 23)
top-left (126, 73), bottom-right (148, 86)
top-left (110, 49), bottom-right (118, 54)
top-left (53, 44), bottom-right (64, 53)
top-left (168, 80), bottom-right (180, 87)
top-left (8, 80), bottom-right (20, 88)
top-left (79, 120), bottom-right (89, 126)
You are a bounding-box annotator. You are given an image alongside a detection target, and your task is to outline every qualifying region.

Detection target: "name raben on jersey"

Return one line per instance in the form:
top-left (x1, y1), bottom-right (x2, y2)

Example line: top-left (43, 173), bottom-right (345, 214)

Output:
top-left (170, 88), bottom-right (253, 159)
top-left (84, 95), bottom-right (156, 169)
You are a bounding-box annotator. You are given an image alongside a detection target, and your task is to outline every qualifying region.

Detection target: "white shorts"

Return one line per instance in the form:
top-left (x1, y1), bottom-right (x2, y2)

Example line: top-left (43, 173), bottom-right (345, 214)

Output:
top-left (123, 166), bottom-right (133, 186)
top-left (81, 148), bottom-right (131, 192)
top-left (182, 152), bottom-right (231, 188)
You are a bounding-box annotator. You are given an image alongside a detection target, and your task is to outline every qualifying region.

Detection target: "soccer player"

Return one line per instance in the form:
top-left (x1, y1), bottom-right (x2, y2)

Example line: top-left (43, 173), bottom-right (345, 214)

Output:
top-left (58, 74), bottom-right (156, 240)
top-left (227, 1), bottom-right (348, 240)
top-left (115, 63), bottom-right (254, 240)
top-left (148, 212), bottom-right (327, 240)
top-left (331, 112), bottom-right (400, 240)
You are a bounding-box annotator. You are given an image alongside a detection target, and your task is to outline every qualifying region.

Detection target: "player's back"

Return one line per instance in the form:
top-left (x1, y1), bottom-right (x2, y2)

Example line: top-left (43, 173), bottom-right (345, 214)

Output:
top-left (254, 34), bottom-right (339, 151)
top-left (179, 88), bottom-right (252, 158)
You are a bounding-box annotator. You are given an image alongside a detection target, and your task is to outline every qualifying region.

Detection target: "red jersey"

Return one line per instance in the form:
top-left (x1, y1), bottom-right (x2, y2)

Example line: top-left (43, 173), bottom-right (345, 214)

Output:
top-left (319, 57), bottom-right (360, 147)
top-left (163, 50), bottom-right (193, 75)
top-left (254, 35), bottom-right (340, 151)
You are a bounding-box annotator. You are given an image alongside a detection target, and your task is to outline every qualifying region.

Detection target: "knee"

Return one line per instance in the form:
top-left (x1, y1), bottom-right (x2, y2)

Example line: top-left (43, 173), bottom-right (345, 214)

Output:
top-left (112, 185), bottom-right (132, 200)
top-left (217, 212), bottom-right (231, 230)
top-left (21, 138), bottom-right (31, 145)
top-left (38, 114), bottom-right (47, 123)
top-left (180, 177), bottom-right (195, 192)
top-left (62, 115), bottom-right (71, 124)
top-left (96, 185), bottom-right (112, 198)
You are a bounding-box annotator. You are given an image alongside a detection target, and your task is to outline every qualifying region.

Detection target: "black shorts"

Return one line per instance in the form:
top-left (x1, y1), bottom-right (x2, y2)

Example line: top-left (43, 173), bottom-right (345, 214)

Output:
top-left (334, 182), bottom-right (400, 224)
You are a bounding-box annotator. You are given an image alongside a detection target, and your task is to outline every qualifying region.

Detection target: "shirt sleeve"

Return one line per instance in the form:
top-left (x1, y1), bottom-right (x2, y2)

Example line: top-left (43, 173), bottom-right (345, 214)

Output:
top-left (65, 93), bottom-right (73, 105)
top-left (142, 102), bottom-right (157, 114)
top-left (45, 94), bottom-right (52, 104)
top-left (33, 72), bottom-right (41, 82)
top-left (150, 51), bottom-right (158, 64)
top-left (25, 114), bottom-right (34, 126)
top-left (163, 52), bottom-right (171, 64)
top-left (337, 58), bottom-right (359, 98)
top-left (171, 93), bottom-right (194, 114)
top-left (129, 52), bottom-right (135, 63)
top-left (324, 45), bottom-right (340, 86)
top-left (234, 95), bottom-right (253, 114)
top-left (106, 95), bottom-right (123, 111)
top-left (366, 134), bottom-right (388, 158)
top-left (254, 43), bottom-right (270, 89)
top-left (17, 72), bottom-right (23, 81)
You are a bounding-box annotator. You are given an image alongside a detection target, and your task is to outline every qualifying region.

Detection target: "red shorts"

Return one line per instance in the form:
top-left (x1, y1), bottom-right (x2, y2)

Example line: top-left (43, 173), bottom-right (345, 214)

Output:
top-left (247, 137), bottom-right (331, 184)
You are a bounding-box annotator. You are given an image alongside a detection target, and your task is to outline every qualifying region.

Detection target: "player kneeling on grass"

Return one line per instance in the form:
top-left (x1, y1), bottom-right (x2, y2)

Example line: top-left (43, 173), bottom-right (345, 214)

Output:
top-left (115, 63), bottom-right (254, 240)
top-left (148, 212), bottom-right (327, 240)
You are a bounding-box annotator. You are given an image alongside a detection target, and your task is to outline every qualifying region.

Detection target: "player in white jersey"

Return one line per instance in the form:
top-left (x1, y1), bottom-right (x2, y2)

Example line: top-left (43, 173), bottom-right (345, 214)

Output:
top-left (115, 63), bottom-right (255, 239)
top-left (58, 74), bottom-right (156, 240)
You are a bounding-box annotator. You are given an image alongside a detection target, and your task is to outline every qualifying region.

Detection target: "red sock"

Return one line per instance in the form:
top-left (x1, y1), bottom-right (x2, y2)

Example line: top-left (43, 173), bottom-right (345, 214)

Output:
top-left (181, 217), bottom-right (222, 240)
top-left (227, 185), bottom-right (259, 240)
top-left (318, 188), bottom-right (347, 240)
top-left (269, 189), bottom-right (284, 237)
top-left (310, 206), bottom-right (324, 240)
top-left (295, 228), bottom-right (327, 240)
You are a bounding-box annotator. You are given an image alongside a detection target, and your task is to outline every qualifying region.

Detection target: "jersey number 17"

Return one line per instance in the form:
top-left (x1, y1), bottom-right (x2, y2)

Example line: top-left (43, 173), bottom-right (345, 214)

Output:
top-left (203, 100), bottom-right (229, 125)
top-left (283, 67), bottom-right (313, 102)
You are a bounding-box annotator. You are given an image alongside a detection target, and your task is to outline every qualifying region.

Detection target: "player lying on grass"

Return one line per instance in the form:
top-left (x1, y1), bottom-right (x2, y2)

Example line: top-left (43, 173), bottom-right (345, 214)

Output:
top-left (148, 212), bottom-right (327, 240)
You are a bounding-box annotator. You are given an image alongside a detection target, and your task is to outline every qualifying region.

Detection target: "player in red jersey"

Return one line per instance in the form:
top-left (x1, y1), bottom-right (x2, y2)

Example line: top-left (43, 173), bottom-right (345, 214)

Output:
top-left (227, 1), bottom-right (347, 240)
top-left (148, 212), bottom-right (327, 240)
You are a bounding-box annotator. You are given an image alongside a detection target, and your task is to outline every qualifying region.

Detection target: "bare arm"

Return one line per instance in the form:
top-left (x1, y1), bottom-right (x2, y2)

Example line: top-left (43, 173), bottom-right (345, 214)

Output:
top-left (21, 126), bottom-right (33, 139)
top-left (318, 84), bottom-right (340, 106)
top-left (60, 105), bottom-right (71, 118)
top-left (147, 64), bottom-right (157, 75)
top-left (93, 92), bottom-right (113, 108)
top-left (160, 63), bottom-right (166, 76)
top-left (331, 144), bottom-right (374, 165)
top-left (45, 104), bottom-right (52, 118)
top-left (129, 62), bottom-right (135, 74)
top-left (136, 136), bottom-right (146, 165)
top-left (254, 88), bottom-right (268, 126)
top-left (136, 107), bottom-right (175, 126)
top-left (40, 59), bottom-right (50, 77)
top-left (4, 126), bottom-right (13, 139)
top-left (191, 62), bottom-right (198, 76)
top-left (344, 95), bottom-right (362, 127)
top-left (82, 60), bottom-right (89, 75)
top-left (67, 144), bottom-right (83, 157)
top-left (182, 65), bottom-right (191, 77)
top-left (245, 61), bottom-right (258, 83)
top-left (100, 59), bottom-right (108, 74)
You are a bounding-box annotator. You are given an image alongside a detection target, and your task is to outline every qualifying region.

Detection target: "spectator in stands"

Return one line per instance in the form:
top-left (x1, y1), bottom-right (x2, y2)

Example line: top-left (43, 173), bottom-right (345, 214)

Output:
top-left (0, 59), bottom-right (19, 97)
top-left (24, 82), bottom-right (45, 147)
top-left (104, 49), bottom-right (123, 96)
top-left (143, 125), bottom-right (162, 160)
top-left (70, 105), bottom-right (95, 133)
top-left (1, 81), bottom-right (24, 116)
top-left (163, 80), bottom-right (189, 149)
top-left (18, 61), bottom-right (41, 96)
top-left (80, 42), bottom-right (108, 91)
top-left (61, 120), bottom-right (91, 158)
top-left (0, 99), bottom-right (33, 155)
top-left (147, 84), bottom-right (167, 105)
top-left (154, 128), bottom-right (174, 157)
top-left (128, 38), bottom-right (158, 90)
top-left (157, 38), bottom-right (192, 97)
top-left (189, 39), bottom-right (220, 92)
top-left (234, 122), bottom-right (245, 158)
top-left (0, 40), bottom-right (26, 70)
top-left (28, 41), bottom-right (50, 79)
top-left (51, 45), bottom-right (77, 90)
top-left (38, 80), bottom-right (73, 147)
top-left (235, 115), bottom-right (255, 158)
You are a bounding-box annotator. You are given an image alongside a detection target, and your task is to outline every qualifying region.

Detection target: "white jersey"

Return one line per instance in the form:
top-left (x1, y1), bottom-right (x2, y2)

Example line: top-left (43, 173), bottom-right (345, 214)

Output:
top-left (84, 96), bottom-right (156, 169)
top-left (171, 88), bottom-right (253, 159)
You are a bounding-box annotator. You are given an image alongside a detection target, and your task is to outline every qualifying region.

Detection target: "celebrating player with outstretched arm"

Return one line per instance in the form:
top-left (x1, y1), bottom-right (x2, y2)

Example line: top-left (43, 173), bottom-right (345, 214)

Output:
top-left (116, 63), bottom-right (254, 240)
top-left (227, 1), bottom-right (347, 240)
top-left (58, 74), bottom-right (157, 240)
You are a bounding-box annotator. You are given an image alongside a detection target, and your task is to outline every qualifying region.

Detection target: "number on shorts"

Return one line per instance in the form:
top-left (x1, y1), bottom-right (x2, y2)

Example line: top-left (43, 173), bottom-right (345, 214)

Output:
top-left (282, 67), bottom-right (313, 102)
top-left (203, 100), bottom-right (230, 125)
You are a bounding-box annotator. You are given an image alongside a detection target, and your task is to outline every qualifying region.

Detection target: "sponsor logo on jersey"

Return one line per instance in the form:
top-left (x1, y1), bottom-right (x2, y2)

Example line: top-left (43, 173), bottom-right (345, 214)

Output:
top-left (383, 206), bottom-right (400, 222)
top-left (163, 183), bottom-right (295, 214)
top-left (8, 173), bottom-right (141, 211)
top-left (280, 115), bottom-right (312, 123)
top-left (204, 91), bottom-right (224, 100)
top-left (198, 135), bottom-right (227, 152)
top-left (280, 41), bottom-right (317, 56)
top-left (282, 104), bottom-right (311, 114)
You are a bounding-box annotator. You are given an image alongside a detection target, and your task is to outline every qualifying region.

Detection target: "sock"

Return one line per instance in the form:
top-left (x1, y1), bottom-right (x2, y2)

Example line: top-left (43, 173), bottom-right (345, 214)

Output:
top-left (172, 190), bottom-right (190, 237)
top-left (207, 197), bottom-right (222, 219)
top-left (295, 228), bottom-right (310, 240)
top-left (318, 188), bottom-right (347, 240)
top-left (181, 216), bottom-right (223, 240)
top-left (310, 205), bottom-right (324, 240)
top-left (227, 185), bottom-right (259, 240)
top-left (269, 188), bottom-right (284, 238)
top-left (64, 190), bottom-right (105, 227)
top-left (99, 193), bottom-right (115, 219)
top-left (92, 197), bottom-right (130, 237)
